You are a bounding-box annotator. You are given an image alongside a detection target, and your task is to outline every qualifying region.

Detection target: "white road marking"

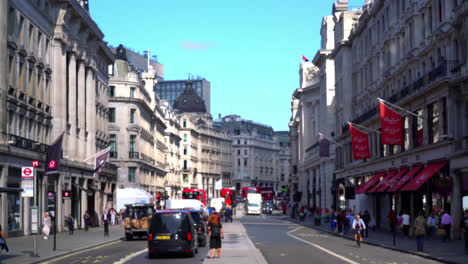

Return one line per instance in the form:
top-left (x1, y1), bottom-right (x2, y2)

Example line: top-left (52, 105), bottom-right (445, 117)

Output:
top-left (287, 227), bottom-right (360, 264)
top-left (42, 241), bottom-right (121, 264)
top-left (280, 253), bottom-right (287, 257)
top-left (113, 248), bottom-right (146, 264)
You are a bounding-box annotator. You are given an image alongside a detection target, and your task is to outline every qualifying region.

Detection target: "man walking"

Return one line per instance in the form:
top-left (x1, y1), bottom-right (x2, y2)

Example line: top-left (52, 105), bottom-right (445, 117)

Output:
top-left (0, 224), bottom-right (9, 257)
top-left (402, 211), bottom-right (410, 238)
top-left (441, 211), bottom-right (453, 242)
top-left (462, 210), bottom-right (468, 255)
top-left (68, 214), bottom-right (74, 235)
top-left (362, 210), bottom-right (371, 237)
top-left (103, 208), bottom-right (110, 236)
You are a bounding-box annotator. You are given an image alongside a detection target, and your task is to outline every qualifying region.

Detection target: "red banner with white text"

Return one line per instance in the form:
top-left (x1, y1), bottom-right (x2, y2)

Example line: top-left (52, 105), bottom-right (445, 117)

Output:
top-left (380, 101), bottom-right (403, 145)
top-left (349, 124), bottom-right (371, 160)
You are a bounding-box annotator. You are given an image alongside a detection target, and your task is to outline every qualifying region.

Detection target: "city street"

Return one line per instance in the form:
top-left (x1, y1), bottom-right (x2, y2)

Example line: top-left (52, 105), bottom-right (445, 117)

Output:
top-left (37, 211), bottom-right (444, 264)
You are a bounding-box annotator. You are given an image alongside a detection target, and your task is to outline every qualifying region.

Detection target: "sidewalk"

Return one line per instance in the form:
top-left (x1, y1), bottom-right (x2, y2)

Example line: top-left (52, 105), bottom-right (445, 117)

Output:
top-left (288, 214), bottom-right (468, 264)
top-left (203, 221), bottom-right (267, 264)
top-left (0, 225), bottom-right (122, 264)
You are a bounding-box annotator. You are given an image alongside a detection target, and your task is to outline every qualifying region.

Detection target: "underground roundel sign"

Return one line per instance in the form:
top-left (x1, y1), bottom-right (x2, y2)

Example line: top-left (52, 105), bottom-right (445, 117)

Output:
top-left (48, 160), bottom-right (56, 169)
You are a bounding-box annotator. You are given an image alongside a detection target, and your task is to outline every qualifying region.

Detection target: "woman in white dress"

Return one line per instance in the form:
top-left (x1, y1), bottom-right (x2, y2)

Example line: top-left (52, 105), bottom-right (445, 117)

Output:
top-left (111, 210), bottom-right (116, 226)
top-left (43, 212), bottom-right (51, 240)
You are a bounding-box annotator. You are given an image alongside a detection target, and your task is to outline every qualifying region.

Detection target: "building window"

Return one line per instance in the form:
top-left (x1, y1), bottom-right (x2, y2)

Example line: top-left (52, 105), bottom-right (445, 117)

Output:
top-left (184, 160), bottom-right (188, 170)
top-left (243, 170), bottom-right (248, 179)
top-left (108, 108), bottom-right (115, 122)
top-left (128, 167), bottom-right (136, 182)
top-left (412, 110), bottom-right (424, 148)
top-left (109, 86), bottom-right (115, 97)
top-left (130, 135), bottom-right (136, 154)
top-left (244, 149), bottom-right (248, 155)
top-left (184, 134), bottom-right (187, 142)
top-left (237, 171), bottom-right (241, 179)
top-left (244, 140), bottom-right (247, 144)
top-left (237, 149), bottom-right (240, 155)
top-left (183, 174), bottom-right (189, 183)
top-left (237, 159), bottom-right (240, 166)
top-left (183, 147), bottom-right (187, 155)
top-left (110, 134), bottom-right (117, 158)
top-left (130, 109), bottom-right (136, 123)
top-left (237, 139), bottom-right (240, 144)
top-left (183, 119), bottom-right (187, 128)
top-left (244, 158), bottom-right (247, 166)
top-left (130, 87), bottom-right (135, 98)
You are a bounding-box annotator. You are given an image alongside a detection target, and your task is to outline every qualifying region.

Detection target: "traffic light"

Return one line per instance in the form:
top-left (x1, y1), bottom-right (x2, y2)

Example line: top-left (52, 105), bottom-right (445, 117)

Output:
top-left (338, 188), bottom-right (344, 196)
top-left (63, 191), bottom-right (71, 199)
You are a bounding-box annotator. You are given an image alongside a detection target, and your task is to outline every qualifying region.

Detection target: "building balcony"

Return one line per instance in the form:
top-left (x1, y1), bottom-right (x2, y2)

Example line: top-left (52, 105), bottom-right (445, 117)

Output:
top-left (129, 151), bottom-right (139, 159)
top-left (5, 133), bottom-right (48, 153)
top-left (140, 152), bottom-right (155, 165)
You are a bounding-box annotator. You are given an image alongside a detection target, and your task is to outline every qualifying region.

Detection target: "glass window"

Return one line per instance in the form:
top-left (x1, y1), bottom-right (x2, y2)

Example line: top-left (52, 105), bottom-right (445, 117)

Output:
top-left (183, 119), bottom-right (187, 128)
top-left (110, 134), bottom-right (117, 158)
top-left (244, 149), bottom-right (248, 155)
top-left (7, 192), bottom-right (21, 232)
top-left (184, 134), bottom-right (187, 142)
top-left (243, 170), bottom-right (248, 179)
top-left (183, 174), bottom-right (189, 183)
top-left (108, 108), bottom-right (115, 122)
top-left (130, 135), bottom-right (136, 153)
top-left (128, 167), bottom-right (136, 182)
top-left (184, 160), bottom-right (188, 170)
top-left (237, 149), bottom-right (240, 155)
top-left (130, 87), bottom-right (135, 98)
top-left (130, 109), bottom-right (136, 123)
top-left (109, 86), bottom-right (115, 97)
top-left (183, 147), bottom-right (187, 155)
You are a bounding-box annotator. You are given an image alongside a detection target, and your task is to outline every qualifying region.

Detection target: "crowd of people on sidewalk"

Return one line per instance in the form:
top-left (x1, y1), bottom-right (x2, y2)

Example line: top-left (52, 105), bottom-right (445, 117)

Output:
top-left (286, 202), bottom-right (468, 255)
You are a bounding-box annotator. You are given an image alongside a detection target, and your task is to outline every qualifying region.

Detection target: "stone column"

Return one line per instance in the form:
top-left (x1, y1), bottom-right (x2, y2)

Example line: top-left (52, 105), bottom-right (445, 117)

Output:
top-left (94, 180), bottom-right (101, 226)
top-left (450, 169), bottom-right (462, 239)
top-left (81, 180), bottom-right (88, 229)
top-left (77, 61), bottom-right (86, 160)
top-left (52, 42), bottom-right (67, 138)
top-left (437, 99), bottom-right (446, 138)
top-left (57, 174), bottom-right (63, 232)
top-left (85, 68), bottom-right (95, 160)
top-left (68, 52), bottom-right (77, 159)
top-left (0, 0), bottom-right (8, 142)
top-left (408, 116), bottom-right (414, 150)
top-left (422, 106), bottom-right (429, 145)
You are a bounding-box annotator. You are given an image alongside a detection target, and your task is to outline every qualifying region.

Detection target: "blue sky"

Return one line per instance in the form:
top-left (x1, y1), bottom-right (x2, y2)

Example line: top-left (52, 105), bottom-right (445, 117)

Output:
top-left (90, 0), bottom-right (364, 131)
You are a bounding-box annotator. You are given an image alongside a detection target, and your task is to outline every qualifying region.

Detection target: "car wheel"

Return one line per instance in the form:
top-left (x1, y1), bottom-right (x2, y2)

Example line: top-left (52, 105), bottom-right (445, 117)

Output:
top-left (148, 252), bottom-right (157, 259)
top-left (126, 234), bottom-right (133, 241)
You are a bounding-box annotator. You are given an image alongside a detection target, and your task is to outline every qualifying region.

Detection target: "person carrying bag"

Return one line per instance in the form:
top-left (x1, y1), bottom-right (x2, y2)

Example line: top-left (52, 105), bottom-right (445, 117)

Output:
top-left (207, 214), bottom-right (224, 259)
top-left (0, 224), bottom-right (9, 256)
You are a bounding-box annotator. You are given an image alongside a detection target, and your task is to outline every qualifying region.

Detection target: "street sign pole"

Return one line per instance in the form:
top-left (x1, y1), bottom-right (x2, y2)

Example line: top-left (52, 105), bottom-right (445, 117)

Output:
top-left (32, 167), bottom-right (39, 257)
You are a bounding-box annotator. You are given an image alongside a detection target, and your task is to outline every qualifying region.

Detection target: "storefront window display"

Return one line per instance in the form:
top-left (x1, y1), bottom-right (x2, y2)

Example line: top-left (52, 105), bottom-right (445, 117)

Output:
top-left (7, 192), bottom-right (21, 232)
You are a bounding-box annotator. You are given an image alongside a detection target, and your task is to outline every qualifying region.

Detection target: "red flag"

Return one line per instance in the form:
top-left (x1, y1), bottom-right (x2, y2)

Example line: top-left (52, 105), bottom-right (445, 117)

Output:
top-left (302, 55), bottom-right (309, 62)
top-left (349, 124), bottom-right (371, 160)
top-left (380, 101), bottom-right (403, 145)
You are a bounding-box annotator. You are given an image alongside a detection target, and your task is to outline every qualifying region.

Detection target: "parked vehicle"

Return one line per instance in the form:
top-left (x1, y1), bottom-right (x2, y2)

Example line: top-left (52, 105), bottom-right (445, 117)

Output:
top-left (246, 193), bottom-right (262, 215)
top-left (148, 210), bottom-right (198, 258)
top-left (185, 209), bottom-right (207, 247)
top-left (210, 198), bottom-right (225, 213)
top-left (241, 187), bottom-right (258, 200)
top-left (263, 202), bottom-right (273, 214)
top-left (124, 203), bottom-right (155, 240)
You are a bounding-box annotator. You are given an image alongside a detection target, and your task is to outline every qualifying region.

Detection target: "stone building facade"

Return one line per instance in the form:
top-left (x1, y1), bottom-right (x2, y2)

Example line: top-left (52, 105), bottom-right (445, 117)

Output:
top-left (311, 0), bottom-right (468, 238)
top-left (276, 131), bottom-right (291, 194)
top-left (217, 115), bottom-right (280, 192)
top-left (108, 45), bottom-right (166, 197)
top-left (0, 0), bottom-right (117, 237)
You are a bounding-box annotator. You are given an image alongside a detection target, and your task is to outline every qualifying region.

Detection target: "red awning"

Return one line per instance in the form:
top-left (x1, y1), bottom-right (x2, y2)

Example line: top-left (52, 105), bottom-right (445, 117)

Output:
top-left (388, 166), bottom-right (423, 192)
top-left (377, 168), bottom-right (409, 192)
top-left (355, 172), bottom-right (386, 194)
top-left (401, 161), bottom-right (448, 191)
top-left (368, 170), bottom-right (397, 193)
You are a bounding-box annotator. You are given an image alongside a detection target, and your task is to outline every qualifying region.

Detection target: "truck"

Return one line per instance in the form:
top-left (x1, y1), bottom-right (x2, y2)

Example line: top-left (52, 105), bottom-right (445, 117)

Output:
top-left (123, 203), bottom-right (155, 240)
top-left (246, 193), bottom-right (262, 215)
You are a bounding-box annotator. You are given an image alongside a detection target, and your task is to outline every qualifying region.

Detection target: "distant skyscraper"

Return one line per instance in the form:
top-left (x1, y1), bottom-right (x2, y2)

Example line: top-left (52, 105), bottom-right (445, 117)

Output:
top-left (156, 78), bottom-right (211, 113)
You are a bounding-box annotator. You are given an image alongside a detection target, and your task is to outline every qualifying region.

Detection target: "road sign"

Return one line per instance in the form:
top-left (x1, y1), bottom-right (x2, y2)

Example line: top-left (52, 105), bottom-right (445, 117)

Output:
top-left (32, 160), bottom-right (39, 168)
top-left (22, 167), bottom-right (34, 197)
top-left (22, 167), bottom-right (34, 178)
top-left (30, 206), bottom-right (39, 234)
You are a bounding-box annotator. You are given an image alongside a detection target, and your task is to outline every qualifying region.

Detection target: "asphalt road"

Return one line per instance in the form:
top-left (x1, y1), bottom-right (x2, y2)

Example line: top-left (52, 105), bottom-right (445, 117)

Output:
top-left (41, 237), bottom-right (209, 264)
top-left (241, 213), bottom-right (441, 264)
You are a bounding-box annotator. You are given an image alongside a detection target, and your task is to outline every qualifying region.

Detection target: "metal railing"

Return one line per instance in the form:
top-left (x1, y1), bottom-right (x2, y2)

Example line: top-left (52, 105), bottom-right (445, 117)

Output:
top-left (5, 133), bottom-right (48, 153)
top-left (129, 152), bottom-right (139, 159)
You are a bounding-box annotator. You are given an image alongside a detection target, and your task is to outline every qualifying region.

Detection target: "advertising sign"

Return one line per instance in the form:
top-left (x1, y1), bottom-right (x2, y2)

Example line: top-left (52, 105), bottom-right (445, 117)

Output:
top-left (30, 206), bottom-right (39, 234)
top-left (21, 167), bottom-right (34, 197)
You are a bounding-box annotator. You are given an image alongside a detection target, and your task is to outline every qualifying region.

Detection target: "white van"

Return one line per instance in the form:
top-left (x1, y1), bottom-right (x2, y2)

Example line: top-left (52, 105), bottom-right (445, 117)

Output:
top-left (164, 199), bottom-right (208, 218)
top-left (210, 198), bottom-right (225, 213)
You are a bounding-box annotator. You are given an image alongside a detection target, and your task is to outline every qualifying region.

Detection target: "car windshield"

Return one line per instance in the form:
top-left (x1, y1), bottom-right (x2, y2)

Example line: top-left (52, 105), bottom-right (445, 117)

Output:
top-left (150, 213), bottom-right (190, 234)
top-left (248, 203), bottom-right (260, 207)
top-left (125, 206), bottom-right (154, 219)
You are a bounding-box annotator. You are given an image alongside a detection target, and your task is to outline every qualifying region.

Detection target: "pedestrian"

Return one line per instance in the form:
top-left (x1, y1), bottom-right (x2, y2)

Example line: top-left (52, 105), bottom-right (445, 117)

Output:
top-left (402, 211), bottom-right (410, 238)
top-left (331, 209), bottom-right (337, 232)
top-left (0, 224), bottom-right (9, 257)
top-left (111, 210), bottom-right (116, 226)
top-left (461, 209), bottom-right (468, 255)
top-left (207, 214), bottom-right (224, 259)
top-left (362, 210), bottom-right (371, 237)
top-left (282, 202), bottom-right (286, 215)
top-left (102, 208), bottom-right (110, 236)
top-left (225, 207), bottom-right (233, 223)
top-left (426, 213), bottom-right (437, 239)
top-left (84, 210), bottom-right (90, 231)
top-left (441, 210), bottom-right (453, 242)
top-left (414, 212), bottom-right (426, 251)
top-left (299, 206), bottom-right (305, 221)
top-left (42, 212), bottom-right (51, 240)
top-left (68, 214), bottom-right (74, 235)
top-left (337, 211), bottom-right (343, 234)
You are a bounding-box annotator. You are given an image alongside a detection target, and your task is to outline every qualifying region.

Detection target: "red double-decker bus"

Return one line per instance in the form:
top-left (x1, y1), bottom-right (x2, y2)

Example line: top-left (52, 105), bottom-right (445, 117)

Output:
top-left (221, 188), bottom-right (234, 205)
top-left (241, 187), bottom-right (258, 199)
top-left (256, 187), bottom-right (275, 201)
top-left (182, 188), bottom-right (206, 205)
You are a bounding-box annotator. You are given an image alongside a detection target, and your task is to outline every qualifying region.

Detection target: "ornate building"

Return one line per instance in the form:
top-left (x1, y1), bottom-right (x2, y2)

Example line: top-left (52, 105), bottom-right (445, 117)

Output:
top-left (217, 115), bottom-right (280, 192)
top-left (1, 0), bottom-right (117, 237)
top-left (108, 45), bottom-right (166, 197)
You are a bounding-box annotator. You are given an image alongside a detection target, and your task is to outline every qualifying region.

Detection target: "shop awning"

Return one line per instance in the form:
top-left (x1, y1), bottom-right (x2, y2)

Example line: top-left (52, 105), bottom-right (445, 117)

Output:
top-left (401, 161), bottom-right (448, 191)
top-left (0, 187), bottom-right (23, 193)
top-left (388, 166), bottom-right (423, 192)
top-left (377, 168), bottom-right (409, 192)
top-left (368, 170), bottom-right (397, 193)
top-left (355, 172), bottom-right (386, 194)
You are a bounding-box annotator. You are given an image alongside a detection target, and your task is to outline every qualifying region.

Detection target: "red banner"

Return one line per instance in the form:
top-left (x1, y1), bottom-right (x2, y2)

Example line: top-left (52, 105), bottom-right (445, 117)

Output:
top-left (349, 124), bottom-right (371, 160)
top-left (380, 101), bottom-right (403, 145)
